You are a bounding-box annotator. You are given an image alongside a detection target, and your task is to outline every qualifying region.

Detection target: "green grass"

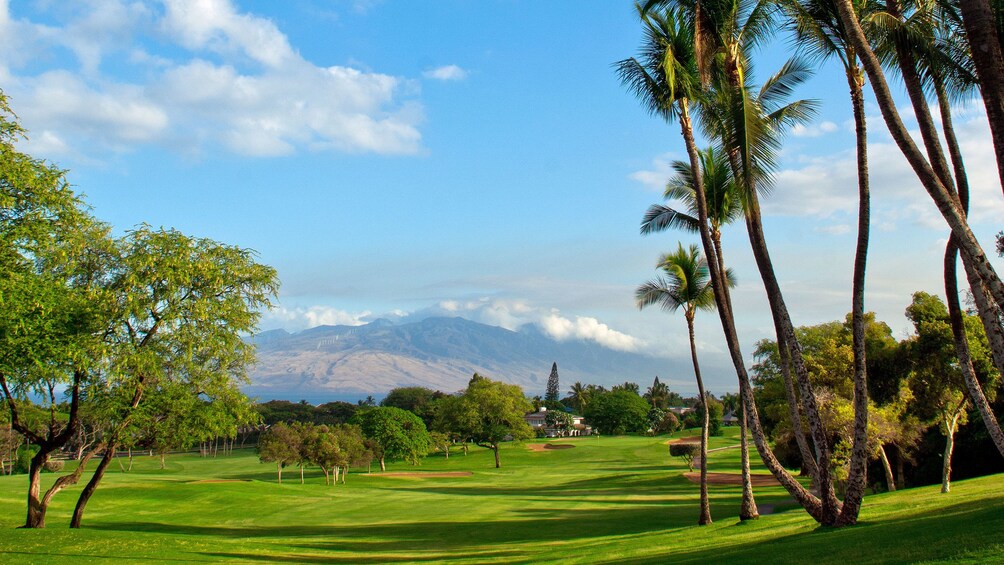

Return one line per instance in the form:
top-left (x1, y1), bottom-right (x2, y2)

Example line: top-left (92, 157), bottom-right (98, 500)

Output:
top-left (0, 428), bottom-right (1001, 564)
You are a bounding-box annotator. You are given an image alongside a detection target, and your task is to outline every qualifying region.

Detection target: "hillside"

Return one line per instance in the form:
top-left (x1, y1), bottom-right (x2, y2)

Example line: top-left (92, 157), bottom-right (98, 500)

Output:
top-left (245, 317), bottom-right (685, 400)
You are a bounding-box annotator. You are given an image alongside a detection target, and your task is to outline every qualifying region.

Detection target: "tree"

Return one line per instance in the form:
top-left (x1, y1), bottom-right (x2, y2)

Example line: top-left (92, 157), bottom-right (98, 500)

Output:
top-left (353, 407), bottom-right (431, 470)
top-left (905, 292), bottom-right (997, 492)
top-left (454, 375), bottom-right (534, 468)
top-left (381, 387), bottom-right (442, 429)
top-left (0, 89), bottom-right (114, 528)
top-left (545, 363), bottom-right (561, 405)
top-left (566, 381), bottom-right (591, 413)
top-left (258, 422), bottom-right (300, 484)
top-left (637, 242), bottom-right (730, 525)
top-left (671, 442), bottom-right (700, 471)
top-left (68, 226), bottom-right (278, 528)
top-left (644, 376), bottom-right (671, 409)
top-left (584, 390), bottom-right (650, 436)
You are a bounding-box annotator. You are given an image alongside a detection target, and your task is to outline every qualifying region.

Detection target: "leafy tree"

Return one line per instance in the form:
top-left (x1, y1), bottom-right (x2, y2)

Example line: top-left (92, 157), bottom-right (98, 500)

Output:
top-left (69, 226), bottom-right (277, 528)
top-left (584, 390), bottom-right (650, 436)
top-left (644, 376), bottom-right (671, 409)
top-left (428, 431), bottom-right (452, 459)
top-left (671, 442), bottom-right (699, 471)
top-left (566, 381), bottom-right (591, 413)
top-left (258, 422), bottom-right (300, 484)
top-left (0, 90), bottom-right (114, 527)
top-left (545, 409), bottom-right (574, 437)
top-left (353, 407), bottom-right (431, 470)
top-left (381, 387), bottom-right (442, 429)
top-left (450, 375), bottom-right (534, 468)
top-left (648, 408), bottom-right (680, 434)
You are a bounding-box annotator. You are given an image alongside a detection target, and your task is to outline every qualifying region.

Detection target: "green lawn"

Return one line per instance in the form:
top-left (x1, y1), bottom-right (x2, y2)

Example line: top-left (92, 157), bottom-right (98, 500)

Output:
top-left (1, 428), bottom-right (1001, 564)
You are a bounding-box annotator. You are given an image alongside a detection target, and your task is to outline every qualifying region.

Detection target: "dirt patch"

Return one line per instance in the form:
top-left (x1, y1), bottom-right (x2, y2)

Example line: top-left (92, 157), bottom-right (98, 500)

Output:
top-left (682, 472), bottom-right (781, 487)
top-left (526, 443), bottom-right (577, 452)
top-left (372, 471), bottom-right (474, 478)
top-left (190, 479), bottom-right (252, 484)
top-left (666, 436), bottom-right (701, 445)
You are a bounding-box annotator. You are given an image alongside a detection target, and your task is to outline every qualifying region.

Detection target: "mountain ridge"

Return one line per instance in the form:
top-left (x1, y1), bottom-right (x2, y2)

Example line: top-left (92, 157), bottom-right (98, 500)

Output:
top-left (245, 316), bottom-right (689, 402)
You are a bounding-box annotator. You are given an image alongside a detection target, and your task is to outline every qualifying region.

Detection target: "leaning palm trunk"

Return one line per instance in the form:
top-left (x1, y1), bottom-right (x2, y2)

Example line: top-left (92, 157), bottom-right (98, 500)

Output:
top-left (835, 0), bottom-right (1004, 457)
top-left (687, 314), bottom-right (713, 525)
top-left (678, 104), bottom-right (825, 523)
top-left (839, 64), bottom-right (871, 525)
top-left (743, 195), bottom-right (843, 525)
top-left (954, 0), bottom-right (1004, 192)
top-left (834, 0), bottom-right (1004, 324)
top-left (708, 211), bottom-right (758, 519)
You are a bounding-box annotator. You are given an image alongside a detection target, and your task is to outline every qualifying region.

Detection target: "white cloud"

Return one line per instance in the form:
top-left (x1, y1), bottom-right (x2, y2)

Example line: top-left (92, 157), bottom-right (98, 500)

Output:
top-left (263, 306), bottom-right (372, 332)
top-left (539, 312), bottom-right (640, 352)
top-left (629, 153), bottom-right (680, 192)
top-left (815, 224), bottom-right (851, 235)
top-left (791, 120), bottom-right (839, 138)
top-left (423, 65), bottom-right (468, 81)
top-left (0, 0), bottom-right (424, 159)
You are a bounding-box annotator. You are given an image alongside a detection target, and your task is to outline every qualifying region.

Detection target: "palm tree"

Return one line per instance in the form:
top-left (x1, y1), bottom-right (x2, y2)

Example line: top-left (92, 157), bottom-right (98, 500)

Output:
top-left (645, 376), bottom-right (671, 409)
top-left (568, 381), bottom-right (590, 413)
top-left (781, 0), bottom-right (874, 521)
top-left (640, 146), bottom-right (762, 517)
top-left (838, 0), bottom-right (1004, 458)
top-left (637, 243), bottom-right (727, 525)
top-left (833, 0), bottom-right (1004, 407)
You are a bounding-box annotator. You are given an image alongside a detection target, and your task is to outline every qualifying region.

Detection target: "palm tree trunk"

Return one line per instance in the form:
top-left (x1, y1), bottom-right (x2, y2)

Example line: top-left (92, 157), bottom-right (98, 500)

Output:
top-left (838, 67), bottom-right (871, 526)
top-left (835, 0), bottom-right (1004, 329)
top-left (738, 403), bottom-right (758, 520)
top-left (743, 194), bottom-right (842, 525)
top-left (946, 240), bottom-right (1004, 455)
top-left (712, 228), bottom-right (759, 518)
top-left (779, 331), bottom-right (818, 480)
top-left (678, 100), bottom-right (825, 523)
top-left (955, 0), bottom-right (1004, 192)
top-left (687, 314), bottom-right (713, 526)
top-left (934, 74), bottom-right (1004, 457)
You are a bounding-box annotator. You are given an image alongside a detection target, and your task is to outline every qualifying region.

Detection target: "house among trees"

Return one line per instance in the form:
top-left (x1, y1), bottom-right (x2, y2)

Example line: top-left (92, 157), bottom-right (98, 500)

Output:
top-left (668, 406), bottom-right (695, 417)
top-left (722, 410), bottom-right (739, 426)
top-left (524, 407), bottom-right (592, 437)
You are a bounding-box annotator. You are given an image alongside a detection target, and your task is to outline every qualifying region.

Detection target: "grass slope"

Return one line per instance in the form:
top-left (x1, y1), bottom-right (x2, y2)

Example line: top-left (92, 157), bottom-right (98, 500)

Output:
top-left (0, 428), bottom-right (1001, 564)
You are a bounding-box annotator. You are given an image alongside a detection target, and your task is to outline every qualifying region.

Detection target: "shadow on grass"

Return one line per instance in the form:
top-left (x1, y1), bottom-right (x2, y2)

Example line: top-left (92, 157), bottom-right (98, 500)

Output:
top-left (608, 496), bottom-right (1004, 564)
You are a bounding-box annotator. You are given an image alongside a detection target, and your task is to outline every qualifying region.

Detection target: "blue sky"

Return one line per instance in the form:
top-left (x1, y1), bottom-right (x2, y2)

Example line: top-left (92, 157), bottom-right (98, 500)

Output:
top-left (3, 0), bottom-right (1002, 395)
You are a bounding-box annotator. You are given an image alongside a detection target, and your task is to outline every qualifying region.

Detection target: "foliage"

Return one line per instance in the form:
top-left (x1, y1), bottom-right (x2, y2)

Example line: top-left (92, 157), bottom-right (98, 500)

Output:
top-left (584, 390), bottom-right (650, 435)
top-left (545, 363), bottom-right (561, 404)
top-left (352, 406), bottom-right (431, 466)
top-left (381, 387), bottom-right (443, 429)
top-left (670, 441), bottom-right (699, 471)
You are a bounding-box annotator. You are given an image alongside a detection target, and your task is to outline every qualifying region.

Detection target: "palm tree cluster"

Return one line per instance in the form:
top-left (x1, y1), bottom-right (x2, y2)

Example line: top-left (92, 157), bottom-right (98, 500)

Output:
top-left (620, 0), bottom-right (1004, 528)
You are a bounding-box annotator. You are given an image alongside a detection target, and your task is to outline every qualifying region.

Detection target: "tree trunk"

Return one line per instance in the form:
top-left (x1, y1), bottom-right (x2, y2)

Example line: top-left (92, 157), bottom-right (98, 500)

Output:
top-left (277, 463), bottom-right (282, 484)
top-left (160, 453), bottom-right (166, 470)
top-left (941, 404), bottom-right (965, 494)
top-left (24, 452), bottom-right (49, 528)
top-left (895, 447), bottom-right (906, 490)
top-left (738, 404), bottom-right (758, 520)
top-left (878, 444), bottom-right (895, 492)
top-left (341, 466), bottom-right (347, 484)
top-left (677, 100), bottom-right (825, 524)
top-left (493, 445), bottom-right (501, 469)
top-left (687, 315), bottom-right (713, 526)
top-left (380, 456), bottom-right (386, 472)
top-left (835, 0), bottom-right (1004, 335)
top-left (744, 195), bottom-right (842, 525)
top-left (838, 66), bottom-right (871, 526)
top-left (70, 445), bottom-right (117, 528)
top-left (334, 466), bottom-right (340, 485)
top-left (779, 331), bottom-right (818, 480)
top-left (127, 449), bottom-right (133, 472)
top-left (956, 0), bottom-right (1004, 193)
top-left (300, 464), bottom-right (304, 484)
top-left (322, 467), bottom-right (330, 485)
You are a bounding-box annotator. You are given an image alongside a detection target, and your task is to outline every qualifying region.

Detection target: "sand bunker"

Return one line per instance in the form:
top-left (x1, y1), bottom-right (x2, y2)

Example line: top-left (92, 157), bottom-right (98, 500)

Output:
top-left (374, 471), bottom-right (474, 478)
top-left (682, 472), bottom-right (781, 487)
top-left (527, 443), bottom-right (577, 452)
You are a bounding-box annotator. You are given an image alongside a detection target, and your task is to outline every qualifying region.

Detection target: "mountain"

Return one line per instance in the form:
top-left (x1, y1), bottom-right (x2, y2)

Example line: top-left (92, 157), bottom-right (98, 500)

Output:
top-left (244, 317), bottom-right (686, 402)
